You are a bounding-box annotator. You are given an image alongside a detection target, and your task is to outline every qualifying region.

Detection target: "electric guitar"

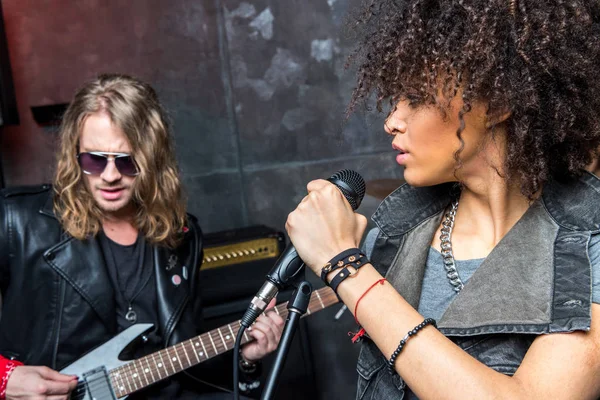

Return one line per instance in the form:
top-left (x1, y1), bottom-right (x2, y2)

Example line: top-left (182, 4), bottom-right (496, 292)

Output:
top-left (61, 286), bottom-right (340, 400)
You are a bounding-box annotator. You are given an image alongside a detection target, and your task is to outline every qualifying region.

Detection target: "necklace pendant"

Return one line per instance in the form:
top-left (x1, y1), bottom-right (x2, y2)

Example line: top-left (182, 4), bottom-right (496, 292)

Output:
top-left (125, 307), bottom-right (137, 323)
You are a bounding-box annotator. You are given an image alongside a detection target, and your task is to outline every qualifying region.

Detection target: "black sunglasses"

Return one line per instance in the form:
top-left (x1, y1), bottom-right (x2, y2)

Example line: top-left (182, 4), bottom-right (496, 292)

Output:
top-left (77, 152), bottom-right (139, 176)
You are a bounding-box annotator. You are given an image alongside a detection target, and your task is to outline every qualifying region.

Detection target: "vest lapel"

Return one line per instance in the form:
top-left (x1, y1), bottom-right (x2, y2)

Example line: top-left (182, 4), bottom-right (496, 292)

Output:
top-left (384, 212), bottom-right (443, 309)
top-left (438, 201), bottom-right (557, 332)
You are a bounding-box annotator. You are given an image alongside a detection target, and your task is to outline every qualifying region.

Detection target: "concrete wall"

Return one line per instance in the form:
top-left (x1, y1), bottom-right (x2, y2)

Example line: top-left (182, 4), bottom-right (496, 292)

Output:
top-left (1, 0), bottom-right (403, 235)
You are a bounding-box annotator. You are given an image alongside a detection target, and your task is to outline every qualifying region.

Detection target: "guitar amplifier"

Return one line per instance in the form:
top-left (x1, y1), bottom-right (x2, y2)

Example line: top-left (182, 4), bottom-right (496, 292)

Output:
top-left (199, 225), bottom-right (286, 317)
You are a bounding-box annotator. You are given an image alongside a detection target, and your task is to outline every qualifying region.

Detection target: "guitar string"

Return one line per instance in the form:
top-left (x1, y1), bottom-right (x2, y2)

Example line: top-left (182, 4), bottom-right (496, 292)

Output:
top-left (70, 291), bottom-right (340, 397)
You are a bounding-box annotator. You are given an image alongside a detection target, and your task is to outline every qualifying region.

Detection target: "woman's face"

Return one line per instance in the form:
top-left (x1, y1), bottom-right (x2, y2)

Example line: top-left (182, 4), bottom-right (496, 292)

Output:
top-left (385, 96), bottom-right (493, 187)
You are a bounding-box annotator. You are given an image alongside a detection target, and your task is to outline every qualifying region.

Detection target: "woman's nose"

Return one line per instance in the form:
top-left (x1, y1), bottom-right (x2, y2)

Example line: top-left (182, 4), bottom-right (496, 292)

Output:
top-left (384, 113), bottom-right (407, 136)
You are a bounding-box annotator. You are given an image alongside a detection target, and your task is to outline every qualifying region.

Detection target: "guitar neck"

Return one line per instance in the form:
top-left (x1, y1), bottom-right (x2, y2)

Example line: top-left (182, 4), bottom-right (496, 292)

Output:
top-left (108, 286), bottom-right (340, 398)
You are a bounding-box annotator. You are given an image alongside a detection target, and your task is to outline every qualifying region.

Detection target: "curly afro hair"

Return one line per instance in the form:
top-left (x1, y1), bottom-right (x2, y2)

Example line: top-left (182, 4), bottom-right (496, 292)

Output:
top-left (347, 0), bottom-right (600, 197)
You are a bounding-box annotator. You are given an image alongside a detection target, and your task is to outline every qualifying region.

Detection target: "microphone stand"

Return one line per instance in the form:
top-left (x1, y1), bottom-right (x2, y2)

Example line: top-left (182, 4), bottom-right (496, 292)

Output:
top-left (261, 275), bottom-right (312, 400)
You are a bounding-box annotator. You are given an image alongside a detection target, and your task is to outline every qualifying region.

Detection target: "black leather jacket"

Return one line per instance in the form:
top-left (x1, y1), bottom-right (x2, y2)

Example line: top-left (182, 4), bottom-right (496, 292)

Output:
top-left (0, 185), bottom-right (204, 371)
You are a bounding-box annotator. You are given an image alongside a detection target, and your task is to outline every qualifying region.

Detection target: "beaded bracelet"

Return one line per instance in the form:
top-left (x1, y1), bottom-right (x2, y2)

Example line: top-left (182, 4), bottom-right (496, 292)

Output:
top-left (387, 318), bottom-right (437, 373)
top-left (320, 248), bottom-right (365, 283)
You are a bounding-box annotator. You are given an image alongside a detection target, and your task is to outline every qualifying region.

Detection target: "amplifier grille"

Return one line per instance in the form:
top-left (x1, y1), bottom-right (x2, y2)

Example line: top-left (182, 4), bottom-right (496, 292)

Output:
top-left (202, 237), bottom-right (281, 270)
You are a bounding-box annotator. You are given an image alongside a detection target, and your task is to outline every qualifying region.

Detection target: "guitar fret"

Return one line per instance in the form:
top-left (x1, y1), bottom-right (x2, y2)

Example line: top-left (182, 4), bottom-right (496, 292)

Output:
top-left (144, 355), bottom-right (156, 384)
top-left (127, 363), bottom-right (138, 391)
top-left (166, 347), bottom-right (177, 373)
top-left (315, 290), bottom-right (325, 309)
top-left (131, 361), bottom-right (141, 391)
top-left (177, 346), bottom-right (185, 369)
top-left (112, 369), bottom-right (126, 396)
top-left (122, 365), bottom-right (134, 394)
top-left (181, 342), bottom-right (192, 367)
top-left (227, 324), bottom-right (235, 347)
top-left (207, 331), bottom-right (218, 354)
top-left (217, 327), bottom-right (228, 351)
top-left (190, 339), bottom-right (201, 363)
top-left (198, 336), bottom-right (208, 358)
top-left (274, 306), bottom-right (281, 315)
top-left (157, 350), bottom-right (168, 377)
top-left (149, 353), bottom-right (161, 380)
top-left (137, 359), bottom-right (150, 387)
top-left (172, 345), bottom-right (184, 371)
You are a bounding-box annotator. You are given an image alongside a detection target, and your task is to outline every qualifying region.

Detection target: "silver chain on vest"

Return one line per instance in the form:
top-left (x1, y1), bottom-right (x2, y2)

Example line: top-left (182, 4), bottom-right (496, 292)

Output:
top-left (440, 199), bottom-right (464, 292)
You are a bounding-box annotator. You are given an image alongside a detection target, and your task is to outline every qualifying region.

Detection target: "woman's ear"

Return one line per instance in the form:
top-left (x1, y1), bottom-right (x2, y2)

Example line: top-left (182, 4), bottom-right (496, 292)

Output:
top-left (485, 110), bottom-right (511, 129)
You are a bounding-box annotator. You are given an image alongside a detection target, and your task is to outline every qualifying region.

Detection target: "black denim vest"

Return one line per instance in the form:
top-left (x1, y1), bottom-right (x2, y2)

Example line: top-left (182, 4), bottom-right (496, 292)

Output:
top-left (356, 173), bottom-right (600, 399)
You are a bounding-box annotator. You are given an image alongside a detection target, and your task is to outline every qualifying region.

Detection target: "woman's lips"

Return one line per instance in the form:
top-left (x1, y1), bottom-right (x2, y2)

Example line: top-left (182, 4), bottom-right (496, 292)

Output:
top-left (396, 152), bottom-right (409, 164)
top-left (393, 144), bottom-right (409, 164)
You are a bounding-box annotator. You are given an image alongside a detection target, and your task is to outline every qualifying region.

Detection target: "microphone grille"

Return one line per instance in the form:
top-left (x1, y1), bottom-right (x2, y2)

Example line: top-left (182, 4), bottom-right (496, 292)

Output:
top-left (327, 169), bottom-right (366, 211)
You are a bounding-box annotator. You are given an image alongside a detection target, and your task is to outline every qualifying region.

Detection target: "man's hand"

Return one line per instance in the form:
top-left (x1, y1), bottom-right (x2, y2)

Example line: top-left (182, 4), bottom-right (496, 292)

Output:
top-left (6, 366), bottom-right (77, 400)
top-left (241, 298), bottom-right (285, 362)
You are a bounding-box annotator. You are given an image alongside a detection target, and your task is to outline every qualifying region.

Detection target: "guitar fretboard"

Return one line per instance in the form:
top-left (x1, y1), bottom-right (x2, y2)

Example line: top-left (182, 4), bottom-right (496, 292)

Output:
top-left (108, 286), bottom-right (339, 398)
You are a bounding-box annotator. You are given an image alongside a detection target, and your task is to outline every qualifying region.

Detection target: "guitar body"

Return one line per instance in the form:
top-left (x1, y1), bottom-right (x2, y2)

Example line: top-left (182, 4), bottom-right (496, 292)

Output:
top-left (60, 324), bottom-right (154, 400)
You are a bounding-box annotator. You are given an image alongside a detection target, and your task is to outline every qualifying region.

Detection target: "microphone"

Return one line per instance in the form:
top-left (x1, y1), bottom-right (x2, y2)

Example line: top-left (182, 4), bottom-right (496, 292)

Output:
top-left (240, 169), bottom-right (366, 327)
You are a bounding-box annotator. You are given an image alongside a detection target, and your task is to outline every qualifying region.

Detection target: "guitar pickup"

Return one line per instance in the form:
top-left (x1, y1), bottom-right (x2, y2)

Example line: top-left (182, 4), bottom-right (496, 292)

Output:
top-left (82, 367), bottom-right (117, 400)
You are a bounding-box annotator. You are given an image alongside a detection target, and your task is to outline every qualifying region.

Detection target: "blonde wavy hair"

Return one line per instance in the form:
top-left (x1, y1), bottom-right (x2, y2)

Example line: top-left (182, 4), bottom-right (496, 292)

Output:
top-left (53, 73), bottom-right (186, 248)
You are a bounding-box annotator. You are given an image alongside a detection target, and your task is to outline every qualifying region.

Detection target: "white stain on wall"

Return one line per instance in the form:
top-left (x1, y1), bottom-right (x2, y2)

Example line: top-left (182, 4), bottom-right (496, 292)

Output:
top-left (311, 38), bottom-right (335, 62)
top-left (231, 48), bottom-right (306, 101)
top-left (249, 7), bottom-right (274, 40)
top-left (229, 2), bottom-right (257, 19)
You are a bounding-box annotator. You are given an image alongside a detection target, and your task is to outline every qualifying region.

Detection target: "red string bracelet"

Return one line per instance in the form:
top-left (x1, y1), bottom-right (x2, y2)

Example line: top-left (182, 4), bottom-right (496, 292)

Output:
top-left (348, 278), bottom-right (387, 343)
top-left (354, 278), bottom-right (387, 325)
top-left (0, 355), bottom-right (23, 399)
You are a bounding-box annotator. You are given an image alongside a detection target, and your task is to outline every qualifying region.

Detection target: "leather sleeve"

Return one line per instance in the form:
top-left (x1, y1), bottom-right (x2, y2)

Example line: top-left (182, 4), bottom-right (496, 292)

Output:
top-left (0, 195), bottom-right (10, 296)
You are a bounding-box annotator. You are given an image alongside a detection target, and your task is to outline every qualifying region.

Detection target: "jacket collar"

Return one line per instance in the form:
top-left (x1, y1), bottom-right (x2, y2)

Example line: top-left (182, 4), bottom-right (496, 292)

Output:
top-left (40, 190), bottom-right (56, 219)
top-left (154, 243), bottom-right (192, 346)
top-left (45, 236), bottom-right (117, 332)
top-left (373, 171), bottom-right (600, 236)
top-left (372, 182), bottom-right (455, 237)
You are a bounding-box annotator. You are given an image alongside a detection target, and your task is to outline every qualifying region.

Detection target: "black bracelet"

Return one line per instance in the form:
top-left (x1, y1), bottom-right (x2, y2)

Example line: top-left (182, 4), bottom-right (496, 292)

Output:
top-left (328, 261), bottom-right (367, 298)
top-left (238, 349), bottom-right (258, 374)
top-left (387, 318), bottom-right (437, 373)
top-left (320, 248), bottom-right (365, 283)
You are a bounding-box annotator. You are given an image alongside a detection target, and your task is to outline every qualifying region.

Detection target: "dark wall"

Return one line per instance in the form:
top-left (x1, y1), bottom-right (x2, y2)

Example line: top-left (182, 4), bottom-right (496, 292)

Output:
top-left (1, 1), bottom-right (403, 398)
top-left (1, 0), bottom-right (403, 234)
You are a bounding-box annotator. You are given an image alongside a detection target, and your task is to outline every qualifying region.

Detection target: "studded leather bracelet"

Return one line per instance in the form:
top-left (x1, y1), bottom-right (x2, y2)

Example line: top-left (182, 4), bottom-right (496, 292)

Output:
top-left (320, 248), bottom-right (366, 283)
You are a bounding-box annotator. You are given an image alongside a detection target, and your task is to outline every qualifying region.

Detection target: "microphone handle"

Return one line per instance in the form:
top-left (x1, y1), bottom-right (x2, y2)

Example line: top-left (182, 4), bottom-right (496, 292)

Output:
top-left (265, 244), bottom-right (304, 287)
top-left (240, 245), bottom-right (304, 327)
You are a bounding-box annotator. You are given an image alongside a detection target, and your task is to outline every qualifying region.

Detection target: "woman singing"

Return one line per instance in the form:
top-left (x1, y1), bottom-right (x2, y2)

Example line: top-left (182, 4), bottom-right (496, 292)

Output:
top-left (287, 0), bottom-right (600, 398)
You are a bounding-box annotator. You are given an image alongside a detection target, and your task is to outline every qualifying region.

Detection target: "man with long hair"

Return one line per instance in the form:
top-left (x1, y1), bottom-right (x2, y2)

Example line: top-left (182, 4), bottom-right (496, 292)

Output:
top-left (0, 74), bottom-right (283, 399)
